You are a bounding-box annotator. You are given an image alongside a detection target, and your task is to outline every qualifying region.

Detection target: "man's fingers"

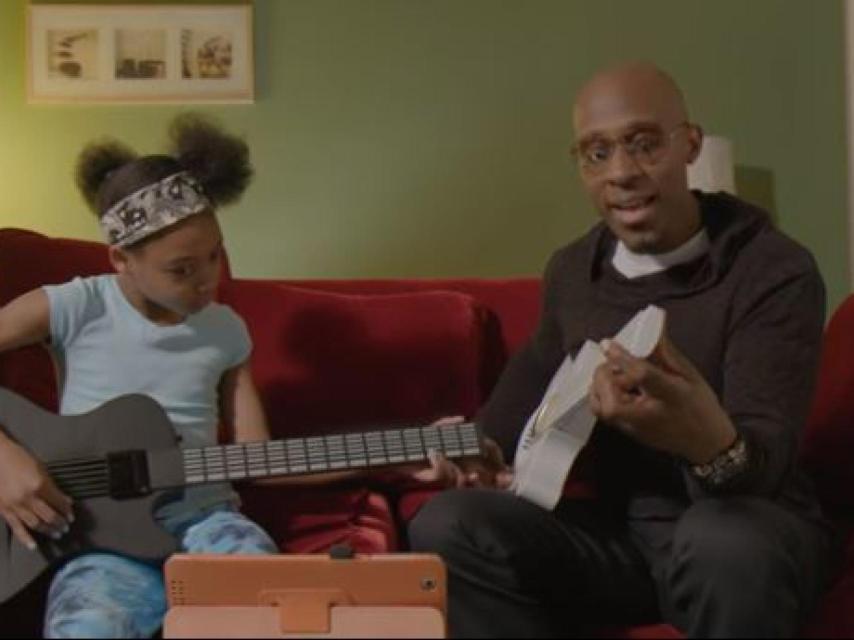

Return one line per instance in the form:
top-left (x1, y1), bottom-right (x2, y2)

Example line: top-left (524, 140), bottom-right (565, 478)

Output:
top-left (590, 365), bottom-right (627, 419)
top-left (464, 470), bottom-right (484, 488)
top-left (482, 438), bottom-right (506, 469)
top-left (495, 470), bottom-right (515, 490)
top-left (651, 333), bottom-right (700, 380)
top-left (604, 344), bottom-right (680, 401)
top-left (427, 450), bottom-right (465, 488)
top-left (2, 511), bottom-right (37, 551)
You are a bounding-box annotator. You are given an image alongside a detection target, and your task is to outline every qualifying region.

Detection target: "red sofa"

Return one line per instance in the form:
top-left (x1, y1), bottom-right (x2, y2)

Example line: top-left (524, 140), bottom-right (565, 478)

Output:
top-left (0, 227), bottom-right (851, 638)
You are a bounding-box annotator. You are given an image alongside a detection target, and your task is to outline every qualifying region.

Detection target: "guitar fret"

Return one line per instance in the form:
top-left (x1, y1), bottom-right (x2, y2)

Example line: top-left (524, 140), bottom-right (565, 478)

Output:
top-left (418, 427), bottom-right (430, 460)
top-left (359, 431), bottom-right (371, 466)
top-left (460, 424), bottom-right (480, 455)
top-left (287, 439), bottom-right (308, 473)
top-left (441, 427), bottom-right (462, 458)
top-left (245, 441), bottom-right (269, 477)
top-left (345, 433), bottom-right (367, 467)
top-left (325, 435), bottom-right (348, 469)
top-left (306, 437), bottom-right (329, 472)
top-left (365, 431), bottom-right (388, 466)
top-left (422, 426), bottom-right (441, 455)
top-left (383, 430), bottom-right (406, 463)
top-left (266, 440), bottom-right (289, 474)
top-left (225, 444), bottom-right (248, 480)
top-left (403, 428), bottom-right (425, 461)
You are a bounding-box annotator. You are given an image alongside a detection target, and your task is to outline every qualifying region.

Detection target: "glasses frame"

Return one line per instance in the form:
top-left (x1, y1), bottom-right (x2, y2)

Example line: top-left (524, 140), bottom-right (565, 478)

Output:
top-left (571, 121), bottom-right (693, 175)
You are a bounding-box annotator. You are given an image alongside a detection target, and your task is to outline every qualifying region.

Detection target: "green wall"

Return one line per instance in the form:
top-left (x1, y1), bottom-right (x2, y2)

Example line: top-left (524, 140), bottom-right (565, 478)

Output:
top-left (1, 0), bottom-right (849, 311)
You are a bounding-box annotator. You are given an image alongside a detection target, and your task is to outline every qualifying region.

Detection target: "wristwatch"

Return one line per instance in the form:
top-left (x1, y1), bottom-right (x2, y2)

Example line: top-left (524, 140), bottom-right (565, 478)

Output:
top-left (688, 434), bottom-right (750, 488)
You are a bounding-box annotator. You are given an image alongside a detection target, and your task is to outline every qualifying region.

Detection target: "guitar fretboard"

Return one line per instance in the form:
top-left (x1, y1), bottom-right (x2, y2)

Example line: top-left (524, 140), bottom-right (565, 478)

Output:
top-left (181, 422), bottom-right (481, 485)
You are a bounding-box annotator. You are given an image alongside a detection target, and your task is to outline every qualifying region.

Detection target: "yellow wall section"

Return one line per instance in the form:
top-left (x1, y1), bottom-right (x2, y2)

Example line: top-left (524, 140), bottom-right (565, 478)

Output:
top-left (0, 0), bottom-right (849, 310)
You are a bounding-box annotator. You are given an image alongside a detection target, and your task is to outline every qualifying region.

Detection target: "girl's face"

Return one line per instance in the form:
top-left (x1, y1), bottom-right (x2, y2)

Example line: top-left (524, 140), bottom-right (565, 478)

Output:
top-left (110, 211), bottom-right (224, 324)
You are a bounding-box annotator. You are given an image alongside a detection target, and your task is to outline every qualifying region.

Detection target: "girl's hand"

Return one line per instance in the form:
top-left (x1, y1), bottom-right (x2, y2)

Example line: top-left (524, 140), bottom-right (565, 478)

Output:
top-left (0, 435), bottom-right (73, 551)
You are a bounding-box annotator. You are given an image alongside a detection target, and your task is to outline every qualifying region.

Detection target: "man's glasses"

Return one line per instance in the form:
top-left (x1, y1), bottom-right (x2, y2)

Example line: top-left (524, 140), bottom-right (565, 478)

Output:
top-left (571, 122), bottom-right (692, 175)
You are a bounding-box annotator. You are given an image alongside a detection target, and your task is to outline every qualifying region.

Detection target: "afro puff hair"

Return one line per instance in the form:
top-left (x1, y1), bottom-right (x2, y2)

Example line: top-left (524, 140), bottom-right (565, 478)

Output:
top-left (75, 113), bottom-right (253, 217)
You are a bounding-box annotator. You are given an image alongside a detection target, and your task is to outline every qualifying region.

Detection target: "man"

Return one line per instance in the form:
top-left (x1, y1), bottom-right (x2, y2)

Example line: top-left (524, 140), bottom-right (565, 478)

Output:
top-left (408, 62), bottom-right (837, 638)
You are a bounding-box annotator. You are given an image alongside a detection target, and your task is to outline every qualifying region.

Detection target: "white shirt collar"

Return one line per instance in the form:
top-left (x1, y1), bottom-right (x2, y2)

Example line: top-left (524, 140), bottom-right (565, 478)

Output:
top-left (612, 228), bottom-right (711, 279)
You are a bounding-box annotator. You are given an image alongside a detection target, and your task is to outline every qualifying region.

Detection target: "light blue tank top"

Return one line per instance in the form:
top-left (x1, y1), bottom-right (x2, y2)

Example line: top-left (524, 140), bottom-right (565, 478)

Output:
top-left (44, 274), bottom-right (252, 523)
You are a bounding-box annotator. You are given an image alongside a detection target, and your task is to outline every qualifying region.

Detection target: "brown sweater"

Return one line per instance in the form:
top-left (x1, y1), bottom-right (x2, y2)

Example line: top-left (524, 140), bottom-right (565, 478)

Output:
top-left (479, 192), bottom-right (826, 524)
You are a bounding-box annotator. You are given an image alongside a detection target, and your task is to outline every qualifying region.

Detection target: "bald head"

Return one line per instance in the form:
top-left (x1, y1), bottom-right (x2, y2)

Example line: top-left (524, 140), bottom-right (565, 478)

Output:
top-left (570, 62), bottom-right (704, 254)
top-left (573, 62), bottom-right (689, 137)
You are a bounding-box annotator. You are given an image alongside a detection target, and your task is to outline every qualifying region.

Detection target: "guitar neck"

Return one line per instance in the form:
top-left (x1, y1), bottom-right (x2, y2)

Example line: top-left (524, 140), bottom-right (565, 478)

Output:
top-left (178, 422), bottom-right (481, 487)
top-left (47, 422), bottom-right (482, 500)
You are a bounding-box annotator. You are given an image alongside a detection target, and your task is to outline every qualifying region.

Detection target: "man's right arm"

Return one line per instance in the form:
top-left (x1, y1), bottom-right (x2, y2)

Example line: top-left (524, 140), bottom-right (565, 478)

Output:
top-left (476, 253), bottom-right (568, 463)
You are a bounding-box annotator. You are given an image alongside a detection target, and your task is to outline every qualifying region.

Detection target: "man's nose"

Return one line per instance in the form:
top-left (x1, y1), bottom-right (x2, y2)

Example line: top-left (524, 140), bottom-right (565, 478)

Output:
top-left (604, 145), bottom-right (645, 183)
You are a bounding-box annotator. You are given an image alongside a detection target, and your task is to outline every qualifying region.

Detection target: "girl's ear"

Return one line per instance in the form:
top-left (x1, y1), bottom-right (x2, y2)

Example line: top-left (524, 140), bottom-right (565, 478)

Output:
top-left (108, 245), bottom-right (130, 274)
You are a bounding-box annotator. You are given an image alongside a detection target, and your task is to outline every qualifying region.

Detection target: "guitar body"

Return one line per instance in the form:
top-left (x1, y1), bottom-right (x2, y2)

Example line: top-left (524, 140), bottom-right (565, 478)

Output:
top-left (0, 388), bottom-right (181, 603)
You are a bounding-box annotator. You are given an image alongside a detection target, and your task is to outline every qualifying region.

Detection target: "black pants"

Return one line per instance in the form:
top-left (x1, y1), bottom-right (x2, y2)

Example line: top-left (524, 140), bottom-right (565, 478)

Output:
top-left (407, 490), bottom-right (836, 638)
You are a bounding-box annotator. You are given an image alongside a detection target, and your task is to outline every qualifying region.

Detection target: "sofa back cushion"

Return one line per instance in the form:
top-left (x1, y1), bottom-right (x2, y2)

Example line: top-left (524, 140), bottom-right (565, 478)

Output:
top-left (219, 279), bottom-right (487, 438)
top-left (0, 229), bottom-right (113, 410)
top-left (802, 294), bottom-right (854, 511)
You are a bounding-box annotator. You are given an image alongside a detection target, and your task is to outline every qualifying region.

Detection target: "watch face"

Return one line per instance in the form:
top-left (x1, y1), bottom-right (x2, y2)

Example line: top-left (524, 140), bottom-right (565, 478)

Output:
top-left (690, 463), bottom-right (713, 479)
top-left (690, 436), bottom-right (748, 486)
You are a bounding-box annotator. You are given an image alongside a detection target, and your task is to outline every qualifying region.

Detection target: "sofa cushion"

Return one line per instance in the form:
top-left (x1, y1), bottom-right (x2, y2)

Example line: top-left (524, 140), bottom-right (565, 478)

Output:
top-left (802, 294), bottom-right (854, 511)
top-left (219, 280), bottom-right (487, 438)
top-left (218, 280), bottom-right (487, 551)
top-left (0, 229), bottom-right (113, 411)
top-left (239, 485), bottom-right (398, 554)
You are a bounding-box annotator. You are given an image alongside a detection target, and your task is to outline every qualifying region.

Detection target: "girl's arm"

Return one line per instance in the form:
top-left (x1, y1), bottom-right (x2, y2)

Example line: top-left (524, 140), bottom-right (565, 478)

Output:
top-left (0, 289), bottom-right (51, 352)
top-left (0, 288), bottom-right (73, 549)
top-left (218, 362), bottom-right (360, 486)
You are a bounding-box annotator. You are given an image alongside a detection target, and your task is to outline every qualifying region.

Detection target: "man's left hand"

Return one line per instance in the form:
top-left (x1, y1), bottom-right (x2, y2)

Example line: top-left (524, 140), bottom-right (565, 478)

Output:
top-left (588, 332), bottom-right (737, 464)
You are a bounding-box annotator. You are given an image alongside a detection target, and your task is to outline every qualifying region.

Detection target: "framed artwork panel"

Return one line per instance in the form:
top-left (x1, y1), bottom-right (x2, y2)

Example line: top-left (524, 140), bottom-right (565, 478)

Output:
top-left (28, 4), bottom-right (254, 104)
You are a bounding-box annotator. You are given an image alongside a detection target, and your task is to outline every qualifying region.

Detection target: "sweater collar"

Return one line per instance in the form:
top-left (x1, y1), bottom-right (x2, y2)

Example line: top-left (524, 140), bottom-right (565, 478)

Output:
top-left (586, 191), bottom-right (770, 298)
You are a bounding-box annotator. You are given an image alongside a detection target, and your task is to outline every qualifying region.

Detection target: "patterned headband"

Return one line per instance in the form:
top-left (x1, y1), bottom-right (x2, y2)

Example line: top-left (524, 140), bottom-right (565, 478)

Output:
top-left (100, 171), bottom-right (212, 247)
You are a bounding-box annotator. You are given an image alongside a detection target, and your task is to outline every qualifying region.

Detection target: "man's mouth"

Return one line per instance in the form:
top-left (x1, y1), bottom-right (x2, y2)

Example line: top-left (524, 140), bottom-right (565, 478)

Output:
top-left (609, 195), bottom-right (658, 226)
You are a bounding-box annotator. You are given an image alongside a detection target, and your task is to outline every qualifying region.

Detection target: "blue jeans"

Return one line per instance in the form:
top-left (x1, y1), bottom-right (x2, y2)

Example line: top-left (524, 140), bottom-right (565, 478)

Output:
top-left (43, 506), bottom-right (277, 638)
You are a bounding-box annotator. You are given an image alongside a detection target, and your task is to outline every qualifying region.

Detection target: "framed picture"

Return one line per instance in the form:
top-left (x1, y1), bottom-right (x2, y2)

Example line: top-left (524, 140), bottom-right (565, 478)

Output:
top-left (27, 4), bottom-right (254, 104)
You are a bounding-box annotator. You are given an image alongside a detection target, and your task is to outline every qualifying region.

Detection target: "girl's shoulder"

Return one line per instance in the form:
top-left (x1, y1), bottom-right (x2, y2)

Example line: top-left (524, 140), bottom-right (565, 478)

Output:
top-left (194, 301), bottom-right (250, 338)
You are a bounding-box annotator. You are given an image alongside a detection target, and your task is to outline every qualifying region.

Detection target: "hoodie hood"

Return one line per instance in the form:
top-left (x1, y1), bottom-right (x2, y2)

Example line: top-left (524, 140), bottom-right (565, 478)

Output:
top-left (586, 190), bottom-right (771, 306)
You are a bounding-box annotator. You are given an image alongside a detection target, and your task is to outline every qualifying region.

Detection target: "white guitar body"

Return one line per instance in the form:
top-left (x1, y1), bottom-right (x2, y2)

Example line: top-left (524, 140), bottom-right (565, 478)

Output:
top-left (511, 305), bottom-right (666, 510)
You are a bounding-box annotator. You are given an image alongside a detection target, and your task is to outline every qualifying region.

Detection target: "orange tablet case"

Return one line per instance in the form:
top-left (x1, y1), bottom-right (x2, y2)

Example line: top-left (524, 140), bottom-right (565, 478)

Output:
top-left (163, 553), bottom-right (447, 638)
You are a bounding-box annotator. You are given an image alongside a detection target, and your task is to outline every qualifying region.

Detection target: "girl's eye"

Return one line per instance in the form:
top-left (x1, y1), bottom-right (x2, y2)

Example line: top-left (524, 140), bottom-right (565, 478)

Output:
top-left (169, 265), bottom-right (194, 278)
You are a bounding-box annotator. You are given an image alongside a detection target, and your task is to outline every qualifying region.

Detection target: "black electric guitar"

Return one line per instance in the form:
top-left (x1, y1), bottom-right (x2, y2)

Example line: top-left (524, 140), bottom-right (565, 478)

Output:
top-left (0, 387), bottom-right (483, 603)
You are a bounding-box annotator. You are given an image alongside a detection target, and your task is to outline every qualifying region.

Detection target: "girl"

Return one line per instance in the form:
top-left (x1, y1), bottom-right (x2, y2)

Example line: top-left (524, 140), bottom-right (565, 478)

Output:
top-left (0, 115), bottom-right (279, 638)
top-left (0, 114), bottom-right (500, 638)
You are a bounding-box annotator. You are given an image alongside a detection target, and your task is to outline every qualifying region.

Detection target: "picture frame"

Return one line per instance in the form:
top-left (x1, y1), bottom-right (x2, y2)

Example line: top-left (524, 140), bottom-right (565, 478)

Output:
top-left (27, 4), bottom-right (254, 104)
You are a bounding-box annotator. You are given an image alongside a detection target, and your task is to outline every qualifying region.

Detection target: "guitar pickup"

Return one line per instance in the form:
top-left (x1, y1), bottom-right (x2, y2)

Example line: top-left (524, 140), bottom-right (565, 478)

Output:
top-left (107, 450), bottom-right (152, 499)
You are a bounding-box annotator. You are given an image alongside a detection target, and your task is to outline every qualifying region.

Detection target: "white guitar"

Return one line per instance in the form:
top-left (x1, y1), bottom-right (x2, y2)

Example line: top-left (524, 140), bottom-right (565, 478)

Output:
top-left (511, 305), bottom-right (666, 510)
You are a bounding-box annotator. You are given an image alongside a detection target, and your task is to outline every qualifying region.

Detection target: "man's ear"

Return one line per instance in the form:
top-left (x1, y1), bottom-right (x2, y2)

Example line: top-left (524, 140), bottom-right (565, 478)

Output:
top-left (685, 124), bottom-right (704, 165)
top-left (108, 245), bottom-right (130, 274)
